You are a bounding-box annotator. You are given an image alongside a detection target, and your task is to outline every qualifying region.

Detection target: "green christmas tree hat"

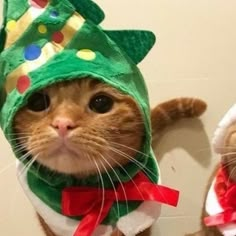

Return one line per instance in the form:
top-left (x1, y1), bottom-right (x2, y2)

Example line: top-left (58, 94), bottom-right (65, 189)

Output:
top-left (0, 0), bottom-right (158, 181)
top-left (0, 1), bottom-right (179, 235)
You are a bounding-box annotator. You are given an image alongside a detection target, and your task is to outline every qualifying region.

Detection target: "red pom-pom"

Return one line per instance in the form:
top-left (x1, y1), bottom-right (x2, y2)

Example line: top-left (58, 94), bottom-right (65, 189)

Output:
top-left (17, 76), bottom-right (31, 94)
top-left (52, 31), bottom-right (64, 44)
top-left (29, 0), bottom-right (48, 8)
top-left (226, 185), bottom-right (236, 209)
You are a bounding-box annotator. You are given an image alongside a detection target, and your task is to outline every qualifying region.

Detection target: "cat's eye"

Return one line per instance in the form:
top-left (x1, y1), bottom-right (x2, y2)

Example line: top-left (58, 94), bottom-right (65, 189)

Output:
top-left (26, 92), bottom-right (50, 112)
top-left (89, 94), bottom-right (114, 114)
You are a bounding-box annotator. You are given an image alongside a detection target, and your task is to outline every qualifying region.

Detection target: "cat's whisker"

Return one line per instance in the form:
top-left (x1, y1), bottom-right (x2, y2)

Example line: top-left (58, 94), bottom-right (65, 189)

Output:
top-left (109, 141), bottom-right (149, 157)
top-left (223, 160), bottom-right (236, 166)
top-left (18, 151), bottom-right (32, 161)
top-left (222, 163), bottom-right (236, 171)
top-left (93, 158), bottom-right (106, 228)
top-left (13, 138), bottom-right (46, 149)
top-left (85, 151), bottom-right (105, 189)
top-left (8, 137), bottom-right (30, 143)
top-left (98, 155), bottom-right (122, 220)
top-left (9, 136), bottom-right (30, 141)
top-left (105, 154), bottom-right (145, 201)
top-left (76, 133), bottom-right (107, 147)
top-left (228, 165), bottom-right (236, 185)
top-left (221, 152), bottom-right (236, 157)
top-left (47, 167), bottom-right (58, 179)
top-left (99, 154), bottom-right (129, 217)
top-left (12, 138), bottom-right (29, 144)
top-left (222, 159), bottom-right (236, 170)
top-left (18, 160), bottom-right (33, 180)
top-left (14, 144), bottom-right (41, 156)
top-left (20, 145), bottom-right (43, 161)
top-left (5, 133), bottom-right (31, 137)
top-left (0, 146), bottom-right (37, 176)
top-left (107, 133), bottom-right (142, 139)
top-left (13, 141), bottom-right (29, 149)
top-left (222, 157), bottom-right (236, 163)
top-left (18, 155), bottom-right (38, 181)
top-left (13, 144), bottom-right (27, 153)
top-left (107, 149), bottom-right (171, 205)
top-left (0, 162), bottom-right (17, 175)
top-left (36, 163), bottom-right (41, 177)
top-left (6, 131), bottom-right (31, 134)
top-left (108, 146), bottom-right (157, 179)
top-left (17, 158), bottom-right (33, 178)
top-left (221, 159), bottom-right (236, 168)
top-left (0, 157), bottom-right (26, 176)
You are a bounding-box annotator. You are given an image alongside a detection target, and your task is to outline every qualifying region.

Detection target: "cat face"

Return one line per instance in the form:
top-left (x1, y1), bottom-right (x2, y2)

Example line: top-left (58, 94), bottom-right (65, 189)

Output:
top-left (13, 79), bottom-right (144, 176)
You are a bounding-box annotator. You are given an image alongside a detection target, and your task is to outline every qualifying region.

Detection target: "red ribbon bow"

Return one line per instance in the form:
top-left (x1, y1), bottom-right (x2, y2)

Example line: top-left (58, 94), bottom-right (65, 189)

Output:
top-left (204, 166), bottom-right (236, 226)
top-left (62, 172), bottom-right (179, 236)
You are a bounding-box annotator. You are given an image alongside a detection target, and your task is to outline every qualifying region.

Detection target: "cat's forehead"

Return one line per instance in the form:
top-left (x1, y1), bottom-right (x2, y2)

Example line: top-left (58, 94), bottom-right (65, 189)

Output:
top-left (46, 78), bottom-right (101, 90)
top-left (43, 78), bottom-right (125, 98)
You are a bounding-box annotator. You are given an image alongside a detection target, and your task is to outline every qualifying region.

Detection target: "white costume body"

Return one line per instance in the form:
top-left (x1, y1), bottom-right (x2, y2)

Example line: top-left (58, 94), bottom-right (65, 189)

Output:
top-left (206, 104), bottom-right (236, 236)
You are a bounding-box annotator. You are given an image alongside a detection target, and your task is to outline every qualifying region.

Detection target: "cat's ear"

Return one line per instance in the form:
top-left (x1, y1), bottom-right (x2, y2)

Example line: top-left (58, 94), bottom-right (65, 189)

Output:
top-left (104, 30), bottom-right (156, 64)
top-left (68, 0), bottom-right (105, 24)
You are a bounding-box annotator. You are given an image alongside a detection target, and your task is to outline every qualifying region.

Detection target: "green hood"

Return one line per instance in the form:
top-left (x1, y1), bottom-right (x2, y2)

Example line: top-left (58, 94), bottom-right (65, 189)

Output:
top-left (0, 0), bottom-right (163, 228)
top-left (0, 0), bottom-right (159, 223)
top-left (0, 0), bottom-right (155, 146)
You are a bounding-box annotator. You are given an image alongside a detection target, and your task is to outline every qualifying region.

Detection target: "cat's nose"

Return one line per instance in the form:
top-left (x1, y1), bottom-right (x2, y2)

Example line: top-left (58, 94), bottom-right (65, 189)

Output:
top-left (51, 118), bottom-right (76, 137)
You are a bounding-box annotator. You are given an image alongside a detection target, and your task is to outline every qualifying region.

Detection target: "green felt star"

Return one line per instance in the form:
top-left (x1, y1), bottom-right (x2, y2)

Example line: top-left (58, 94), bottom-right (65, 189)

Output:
top-left (105, 30), bottom-right (156, 64)
top-left (68, 0), bottom-right (105, 25)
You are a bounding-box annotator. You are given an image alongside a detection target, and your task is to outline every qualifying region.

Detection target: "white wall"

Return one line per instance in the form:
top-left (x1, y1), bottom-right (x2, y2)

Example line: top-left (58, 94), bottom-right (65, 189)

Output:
top-left (1, 0), bottom-right (236, 235)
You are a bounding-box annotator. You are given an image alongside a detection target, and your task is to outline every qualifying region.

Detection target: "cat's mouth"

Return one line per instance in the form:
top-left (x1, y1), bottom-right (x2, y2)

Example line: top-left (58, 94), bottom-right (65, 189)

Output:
top-left (50, 140), bottom-right (83, 160)
top-left (34, 141), bottom-right (92, 174)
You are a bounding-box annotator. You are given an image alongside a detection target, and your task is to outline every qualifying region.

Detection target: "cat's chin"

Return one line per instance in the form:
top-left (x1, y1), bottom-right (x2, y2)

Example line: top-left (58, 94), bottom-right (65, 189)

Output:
top-left (35, 150), bottom-right (99, 176)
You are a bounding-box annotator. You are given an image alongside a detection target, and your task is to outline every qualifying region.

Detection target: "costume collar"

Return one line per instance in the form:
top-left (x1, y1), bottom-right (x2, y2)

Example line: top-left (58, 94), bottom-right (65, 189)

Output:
top-left (26, 149), bottom-right (158, 188)
top-left (213, 104), bottom-right (236, 154)
top-left (62, 171), bottom-right (179, 236)
top-left (205, 165), bottom-right (236, 228)
top-left (26, 150), bottom-right (158, 220)
top-left (26, 151), bottom-right (179, 236)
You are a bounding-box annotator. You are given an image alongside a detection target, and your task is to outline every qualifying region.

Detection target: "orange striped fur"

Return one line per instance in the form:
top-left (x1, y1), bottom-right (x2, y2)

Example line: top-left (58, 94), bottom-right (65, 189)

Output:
top-left (14, 80), bottom-right (206, 236)
top-left (151, 97), bottom-right (207, 134)
top-left (37, 96), bottom-right (206, 236)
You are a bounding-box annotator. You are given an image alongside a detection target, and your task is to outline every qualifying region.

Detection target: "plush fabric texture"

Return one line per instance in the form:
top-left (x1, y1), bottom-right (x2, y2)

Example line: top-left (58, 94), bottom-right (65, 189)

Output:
top-left (18, 161), bottom-right (162, 236)
top-left (205, 173), bottom-right (236, 236)
top-left (0, 0), bottom-right (164, 233)
top-left (206, 105), bottom-right (236, 236)
top-left (27, 151), bottom-right (158, 224)
top-left (17, 161), bottom-right (114, 236)
top-left (212, 104), bottom-right (236, 153)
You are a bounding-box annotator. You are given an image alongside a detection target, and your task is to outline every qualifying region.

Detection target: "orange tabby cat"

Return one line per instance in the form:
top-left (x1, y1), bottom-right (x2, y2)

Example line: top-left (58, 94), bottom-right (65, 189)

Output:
top-left (14, 78), bottom-right (206, 236)
top-left (186, 166), bottom-right (222, 236)
top-left (187, 117), bottom-right (236, 236)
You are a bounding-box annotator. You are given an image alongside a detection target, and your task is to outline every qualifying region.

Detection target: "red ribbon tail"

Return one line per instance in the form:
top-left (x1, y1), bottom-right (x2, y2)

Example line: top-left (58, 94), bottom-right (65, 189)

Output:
top-left (129, 183), bottom-right (179, 207)
top-left (63, 172), bottom-right (180, 236)
top-left (153, 185), bottom-right (179, 207)
top-left (204, 211), bottom-right (236, 226)
top-left (73, 201), bottom-right (113, 236)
